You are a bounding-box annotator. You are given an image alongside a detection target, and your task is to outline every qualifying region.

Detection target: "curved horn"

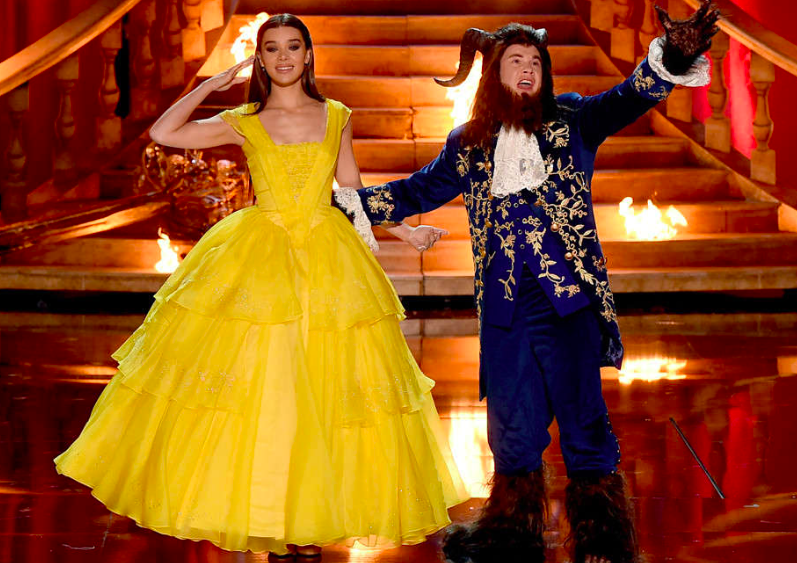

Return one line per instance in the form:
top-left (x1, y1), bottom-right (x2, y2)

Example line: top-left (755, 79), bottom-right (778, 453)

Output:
top-left (434, 28), bottom-right (496, 87)
top-left (533, 27), bottom-right (549, 48)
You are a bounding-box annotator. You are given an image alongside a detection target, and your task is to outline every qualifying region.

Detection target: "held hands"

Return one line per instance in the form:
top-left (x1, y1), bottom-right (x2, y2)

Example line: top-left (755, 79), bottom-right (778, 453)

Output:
top-left (408, 225), bottom-right (449, 253)
top-left (655, 0), bottom-right (720, 75)
top-left (204, 57), bottom-right (254, 92)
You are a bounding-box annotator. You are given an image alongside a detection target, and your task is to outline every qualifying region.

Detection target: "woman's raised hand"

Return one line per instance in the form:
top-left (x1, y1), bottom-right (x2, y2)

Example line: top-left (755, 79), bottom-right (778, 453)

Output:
top-left (205, 57), bottom-right (255, 92)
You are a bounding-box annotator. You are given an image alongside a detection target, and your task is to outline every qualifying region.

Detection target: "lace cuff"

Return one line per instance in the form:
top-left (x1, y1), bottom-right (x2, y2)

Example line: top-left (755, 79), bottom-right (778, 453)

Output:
top-left (334, 187), bottom-right (380, 252)
top-left (647, 36), bottom-right (711, 87)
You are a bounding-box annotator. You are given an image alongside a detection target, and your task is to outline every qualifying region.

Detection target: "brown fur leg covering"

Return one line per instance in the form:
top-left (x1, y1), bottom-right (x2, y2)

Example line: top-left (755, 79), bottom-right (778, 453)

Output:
top-left (565, 472), bottom-right (638, 563)
top-left (443, 469), bottom-right (547, 563)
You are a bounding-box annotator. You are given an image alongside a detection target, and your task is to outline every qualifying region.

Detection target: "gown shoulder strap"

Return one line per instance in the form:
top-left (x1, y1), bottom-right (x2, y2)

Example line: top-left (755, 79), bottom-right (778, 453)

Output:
top-left (326, 99), bottom-right (352, 135)
top-left (218, 103), bottom-right (258, 136)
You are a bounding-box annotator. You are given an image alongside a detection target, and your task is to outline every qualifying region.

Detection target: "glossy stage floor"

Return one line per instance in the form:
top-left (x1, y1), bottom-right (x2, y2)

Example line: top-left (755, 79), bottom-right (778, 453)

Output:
top-left (2, 293), bottom-right (797, 563)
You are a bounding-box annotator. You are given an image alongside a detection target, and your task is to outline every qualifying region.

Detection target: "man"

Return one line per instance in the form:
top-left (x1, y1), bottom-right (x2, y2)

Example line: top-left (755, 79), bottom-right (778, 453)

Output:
top-left (354, 3), bottom-right (719, 562)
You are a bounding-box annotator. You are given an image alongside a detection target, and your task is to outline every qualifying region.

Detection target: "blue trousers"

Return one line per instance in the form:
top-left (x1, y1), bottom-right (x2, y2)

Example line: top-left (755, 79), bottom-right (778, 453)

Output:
top-left (481, 267), bottom-right (621, 478)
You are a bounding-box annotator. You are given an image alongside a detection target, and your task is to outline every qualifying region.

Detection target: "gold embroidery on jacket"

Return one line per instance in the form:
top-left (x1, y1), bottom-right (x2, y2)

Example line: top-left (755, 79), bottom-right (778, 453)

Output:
top-left (460, 146), bottom-right (493, 319)
top-left (543, 122), bottom-right (570, 148)
top-left (525, 153), bottom-right (617, 322)
top-left (632, 65), bottom-right (668, 100)
top-left (367, 186), bottom-right (395, 221)
top-left (521, 216), bottom-right (581, 297)
top-left (493, 199), bottom-right (516, 300)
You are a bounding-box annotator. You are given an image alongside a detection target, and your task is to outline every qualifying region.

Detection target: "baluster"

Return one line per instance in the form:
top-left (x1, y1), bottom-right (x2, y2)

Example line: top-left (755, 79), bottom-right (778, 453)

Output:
top-left (665, 0), bottom-right (693, 122)
top-left (130, 0), bottom-right (158, 120)
top-left (54, 55), bottom-right (79, 184)
top-left (182, 0), bottom-right (205, 61)
top-left (611, 0), bottom-right (635, 63)
top-left (590, 0), bottom-right (615, 32)
top-left (705, 31), bottom-right (730, 152)
top-left (638, 0), bottom-right (659, 63)
top-left (96, 21), bottom-right (122, 153)
top-left (161, 0), bottom-right (186, 89)
top-left (750, 52), bottom-right (776, 185)
top-left (201, 0), bottom-right (224, 31)
top-left (2, 85), bottom-right (29, 221)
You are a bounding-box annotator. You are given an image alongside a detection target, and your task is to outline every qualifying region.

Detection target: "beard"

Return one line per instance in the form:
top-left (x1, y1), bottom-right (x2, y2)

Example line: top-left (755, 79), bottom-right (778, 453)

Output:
top-left (494, 84), bottom-right (545, 135)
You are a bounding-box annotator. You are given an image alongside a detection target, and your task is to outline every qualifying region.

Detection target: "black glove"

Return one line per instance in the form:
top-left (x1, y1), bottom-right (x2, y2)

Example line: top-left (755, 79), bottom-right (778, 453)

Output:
top-left (655, 0), bottom-right (720, 75)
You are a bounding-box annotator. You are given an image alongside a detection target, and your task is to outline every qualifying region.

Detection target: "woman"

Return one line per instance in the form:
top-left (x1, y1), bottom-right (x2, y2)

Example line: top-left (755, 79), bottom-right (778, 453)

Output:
top-left (55, 13), bottom-right (467, 560)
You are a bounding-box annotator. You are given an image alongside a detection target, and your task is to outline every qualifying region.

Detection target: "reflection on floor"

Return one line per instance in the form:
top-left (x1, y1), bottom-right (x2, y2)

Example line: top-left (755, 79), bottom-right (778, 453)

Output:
top-left (2, 309), bottom-right (797, 562)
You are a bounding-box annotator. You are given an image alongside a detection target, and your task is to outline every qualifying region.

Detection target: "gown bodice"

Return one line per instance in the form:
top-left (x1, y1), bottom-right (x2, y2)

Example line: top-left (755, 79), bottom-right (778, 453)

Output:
top-left (220, 99), bottom-right (349, 241)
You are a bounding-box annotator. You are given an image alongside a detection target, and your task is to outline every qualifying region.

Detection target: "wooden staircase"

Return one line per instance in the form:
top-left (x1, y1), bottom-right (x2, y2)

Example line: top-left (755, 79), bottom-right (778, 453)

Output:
top-left (2, 0), bottom-right (795, 296)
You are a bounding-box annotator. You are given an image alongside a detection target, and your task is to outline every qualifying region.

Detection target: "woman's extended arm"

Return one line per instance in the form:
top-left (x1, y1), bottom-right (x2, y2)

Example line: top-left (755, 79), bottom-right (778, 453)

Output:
top-left (335, 118), bottom-right (447, 251)
top-left (149, 57), bottom-right (253, 149)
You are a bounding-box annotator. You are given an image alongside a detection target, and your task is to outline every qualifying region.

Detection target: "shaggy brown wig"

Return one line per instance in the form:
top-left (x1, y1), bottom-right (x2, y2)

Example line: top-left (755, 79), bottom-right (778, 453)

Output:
top-left (460, 24), bottom-right (558, 148)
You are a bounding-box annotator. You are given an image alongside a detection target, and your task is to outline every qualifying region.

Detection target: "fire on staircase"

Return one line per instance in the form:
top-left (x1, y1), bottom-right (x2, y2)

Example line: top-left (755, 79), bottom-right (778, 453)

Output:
top-left (618, 197), bottom-right (688, 241)
top-left (155, 229), bottom-right (181, 273)
top-left (230, 12), bottom-right (270, 76)
top-left (446, 54), bottom-right (483, 128)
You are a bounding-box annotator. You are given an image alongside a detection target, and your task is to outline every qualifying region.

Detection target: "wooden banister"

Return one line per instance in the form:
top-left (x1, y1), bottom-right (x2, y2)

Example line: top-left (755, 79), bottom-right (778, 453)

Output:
top-left (0, 0), bottom-right (144, 97)
top-left (683, 0), bottom-right (797, 77)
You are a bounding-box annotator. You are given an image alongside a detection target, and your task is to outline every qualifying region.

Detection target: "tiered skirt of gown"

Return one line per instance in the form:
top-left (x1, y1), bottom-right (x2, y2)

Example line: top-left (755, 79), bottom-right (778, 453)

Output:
top-left (54, 99), bottom-right (468, 553)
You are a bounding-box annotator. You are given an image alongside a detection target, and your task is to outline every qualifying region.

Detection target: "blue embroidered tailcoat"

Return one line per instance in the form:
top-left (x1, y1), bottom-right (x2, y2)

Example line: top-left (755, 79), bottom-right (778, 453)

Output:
top-left (357, 58), bottom-right (676, 398)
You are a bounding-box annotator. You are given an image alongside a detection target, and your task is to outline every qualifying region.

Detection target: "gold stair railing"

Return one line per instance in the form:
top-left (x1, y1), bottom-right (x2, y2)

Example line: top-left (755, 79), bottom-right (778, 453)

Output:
top-left (0, 0), bottom-right (236, 226)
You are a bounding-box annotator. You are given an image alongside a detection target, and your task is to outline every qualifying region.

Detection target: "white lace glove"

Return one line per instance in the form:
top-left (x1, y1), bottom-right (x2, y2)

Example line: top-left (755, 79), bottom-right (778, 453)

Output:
top-left (333, 187), bottom-right (380, 252)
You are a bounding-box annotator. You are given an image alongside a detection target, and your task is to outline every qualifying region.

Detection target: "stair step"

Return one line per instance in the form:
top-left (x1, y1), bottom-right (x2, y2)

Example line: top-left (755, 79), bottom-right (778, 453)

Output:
top-left (417, 233), bottom-right (797, 272)
top-left (604, 233), bottom-right (797, 267)
top-left (362, 167), bottom-right (729, 202)
top-left (236, 0), bottom-right (574, 16)
top-left (594, 136), bottom-right (690, 168)
top-left (593, 201), bottom-right (780, 237)
top-left (419, 266), bottom-right (797, 295)
top-left (354, 136), bottom-right (688, 168)
top-left (409, 106), bottom-right (652, 138)
top-left (404, 14), bottom-right (585, 44)
top-left (204, 14), bottom-right (590, 77)
top-left (2, 262), bottom-right (796, 296)
top-left (407, 201), bottom-right (779, 240)
top-left (204, 75), bottom-right (626, 108)
top-left (4, 237), bottom-right (193, 269)
top-left (590, 168), bottom-right (729, 203)
top-left (355, 139), bottom-right (449, 171)
top-left (312, 45), bottom-right (600, 76)
top-left (608, 266), bottom-right (797, 293)
top-left (408, 75), bottom-right (623, 106)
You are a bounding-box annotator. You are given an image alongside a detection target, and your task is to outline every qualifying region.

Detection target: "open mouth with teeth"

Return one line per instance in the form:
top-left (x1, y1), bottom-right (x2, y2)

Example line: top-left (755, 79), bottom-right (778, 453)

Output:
top-left (275, 65), bottom-right (295, 72)
top-left (517, 79), bottom-right (535, 91)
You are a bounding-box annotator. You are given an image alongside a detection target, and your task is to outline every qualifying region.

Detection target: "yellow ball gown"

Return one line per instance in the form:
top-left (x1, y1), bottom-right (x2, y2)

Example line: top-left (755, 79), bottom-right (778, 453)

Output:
top-left (55, 99), bottom-right (468, 553)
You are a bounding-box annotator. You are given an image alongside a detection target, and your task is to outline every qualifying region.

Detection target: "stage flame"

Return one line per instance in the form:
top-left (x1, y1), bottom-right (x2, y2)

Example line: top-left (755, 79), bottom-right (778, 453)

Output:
top-left (231, 12), bottom-right (270, 77)
top-left (618, 356), bottom-right (687, 385)
top-left (155, 229), bottom-right (181, 273)
top-left (618, 197), bottom-right (688, 240)
top-left (446, 54), bottom-right (483, 129)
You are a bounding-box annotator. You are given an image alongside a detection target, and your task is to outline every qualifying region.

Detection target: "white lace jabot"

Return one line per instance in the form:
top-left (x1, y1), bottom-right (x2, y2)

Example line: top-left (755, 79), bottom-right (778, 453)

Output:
top-left (491, 125), bottom-right (548, 198)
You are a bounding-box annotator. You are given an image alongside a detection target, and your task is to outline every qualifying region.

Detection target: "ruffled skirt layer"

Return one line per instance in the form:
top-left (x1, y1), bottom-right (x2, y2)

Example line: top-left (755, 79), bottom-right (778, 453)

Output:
top-left (55, 206), bottom-right (468, 553)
